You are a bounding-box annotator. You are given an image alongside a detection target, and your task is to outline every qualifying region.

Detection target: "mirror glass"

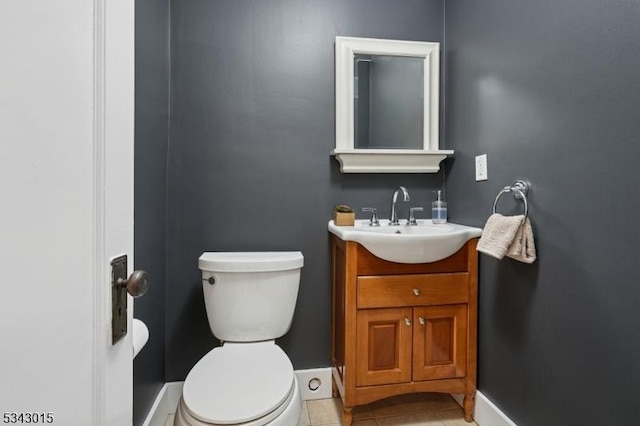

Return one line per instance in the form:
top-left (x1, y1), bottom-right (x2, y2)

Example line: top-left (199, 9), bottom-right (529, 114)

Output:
top-left (354, 54), bottom-right (424, 149)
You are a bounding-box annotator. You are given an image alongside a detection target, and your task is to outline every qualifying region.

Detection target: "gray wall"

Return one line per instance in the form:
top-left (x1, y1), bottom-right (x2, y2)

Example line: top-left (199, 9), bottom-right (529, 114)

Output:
top-left (133, 0), bottom-right (170, 424)
top-left (166, 0), bottom-right (446, 380)
top-left (444, 1), bottom-right (640, 424)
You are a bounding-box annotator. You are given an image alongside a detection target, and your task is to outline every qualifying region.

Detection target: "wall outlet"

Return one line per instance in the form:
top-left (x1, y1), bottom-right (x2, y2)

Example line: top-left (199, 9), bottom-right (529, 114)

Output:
top-left (475, 154), bottom-right (488, 181)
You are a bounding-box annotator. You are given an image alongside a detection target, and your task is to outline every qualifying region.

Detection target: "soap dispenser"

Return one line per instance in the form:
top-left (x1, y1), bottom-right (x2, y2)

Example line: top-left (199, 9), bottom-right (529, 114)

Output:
top-left (432, 190), bottom-right (447, 224)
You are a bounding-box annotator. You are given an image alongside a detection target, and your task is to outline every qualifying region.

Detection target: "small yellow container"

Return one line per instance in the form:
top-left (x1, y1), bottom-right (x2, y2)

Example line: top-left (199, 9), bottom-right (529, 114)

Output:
top-left (333, 211), bottom-right (355, 226)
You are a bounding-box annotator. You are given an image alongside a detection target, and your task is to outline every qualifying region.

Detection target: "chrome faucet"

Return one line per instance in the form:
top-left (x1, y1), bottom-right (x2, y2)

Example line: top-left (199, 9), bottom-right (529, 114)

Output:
top-left (389, 186), bottom-right (410, 225)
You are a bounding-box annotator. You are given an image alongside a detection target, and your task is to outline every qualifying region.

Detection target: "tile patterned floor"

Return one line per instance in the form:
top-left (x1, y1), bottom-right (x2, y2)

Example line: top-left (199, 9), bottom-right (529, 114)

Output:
top-left (300, 393), bottom-right (477, 426)
top-left (165, 393), bottom-right (478, 426)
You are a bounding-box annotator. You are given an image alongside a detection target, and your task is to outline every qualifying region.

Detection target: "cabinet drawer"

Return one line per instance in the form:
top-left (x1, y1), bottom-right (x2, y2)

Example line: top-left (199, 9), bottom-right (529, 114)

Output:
top-left (357, 273), bottom-right (468, 309)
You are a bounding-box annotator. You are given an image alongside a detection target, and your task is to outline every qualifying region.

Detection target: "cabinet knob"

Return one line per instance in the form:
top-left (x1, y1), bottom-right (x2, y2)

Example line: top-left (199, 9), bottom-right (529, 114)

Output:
top-left (404, 318), bottom-right (412, 326)
top-left (419, 317), bottom-right (426, 325)
top-left (413, 288), bottom-right (420, 296)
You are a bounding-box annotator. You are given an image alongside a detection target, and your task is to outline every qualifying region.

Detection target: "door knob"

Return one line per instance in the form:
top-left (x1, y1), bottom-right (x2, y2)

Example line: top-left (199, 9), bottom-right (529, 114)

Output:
top-left (111, 255), bottom-right (150, 344)
top-left (117, 270), bottom-right (150, 297)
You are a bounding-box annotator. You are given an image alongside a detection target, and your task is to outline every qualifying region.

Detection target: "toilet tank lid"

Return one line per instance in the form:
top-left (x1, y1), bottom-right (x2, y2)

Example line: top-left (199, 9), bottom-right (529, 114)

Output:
top-left (199, 251), bottom-right (303, 272)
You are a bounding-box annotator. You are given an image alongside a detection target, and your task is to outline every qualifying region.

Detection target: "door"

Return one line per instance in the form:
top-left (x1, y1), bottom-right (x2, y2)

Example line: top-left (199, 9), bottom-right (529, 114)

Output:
top-left (413, 305), bottom-right (467, 381)
top-left (356, 308), bottom-right (413, 386)
top-left (0, 1), bottom-right (135, 425)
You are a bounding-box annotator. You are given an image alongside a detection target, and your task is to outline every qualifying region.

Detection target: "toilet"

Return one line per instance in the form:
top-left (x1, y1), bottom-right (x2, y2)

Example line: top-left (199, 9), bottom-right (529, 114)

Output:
top-left (174, 251), bottom-right (304, 426)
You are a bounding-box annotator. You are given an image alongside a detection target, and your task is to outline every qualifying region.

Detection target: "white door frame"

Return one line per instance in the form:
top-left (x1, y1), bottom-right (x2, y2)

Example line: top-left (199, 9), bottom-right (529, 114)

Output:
top-left (94, 0), bottom-right (136, 424)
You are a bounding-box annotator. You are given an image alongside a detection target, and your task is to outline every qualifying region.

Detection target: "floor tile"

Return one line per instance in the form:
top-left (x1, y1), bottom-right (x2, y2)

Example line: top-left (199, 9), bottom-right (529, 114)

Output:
top-left (366, 394), bottom-right (432, 418)
top-left (422, 393), bottom-right (459, 411)
top-left (375, 410), bottom-right (445, 426)
top-left (351, 404), bottom-right (375, 421)
top-left (437, 406), bottom-right (478, 426)
top-left (298, 401), bottom-right (311, 425)
top-left (307, 397), bottom-right (344, 425)
top-left (305, 394), bottom-right (477, 426)
top-left (352, 420), bottom-right (378, 426)
top-left (164, 394), bottom-right (476, 426)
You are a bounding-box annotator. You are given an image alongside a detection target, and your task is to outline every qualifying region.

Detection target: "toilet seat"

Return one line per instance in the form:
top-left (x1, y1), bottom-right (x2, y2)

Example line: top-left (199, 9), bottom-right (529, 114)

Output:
top-left (182, 341), bottom-right (295, 425)
top-left (176, 380), bottom-right (298, 426)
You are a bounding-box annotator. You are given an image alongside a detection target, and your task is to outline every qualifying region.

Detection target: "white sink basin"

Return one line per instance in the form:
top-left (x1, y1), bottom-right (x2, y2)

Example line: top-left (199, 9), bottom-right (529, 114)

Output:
top-left (328, 219), bottom-right (482, 264)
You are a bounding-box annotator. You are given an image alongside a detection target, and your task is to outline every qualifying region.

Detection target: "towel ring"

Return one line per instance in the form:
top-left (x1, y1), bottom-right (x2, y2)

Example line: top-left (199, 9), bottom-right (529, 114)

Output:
top-left (492, 180), bottom-right (529, 219)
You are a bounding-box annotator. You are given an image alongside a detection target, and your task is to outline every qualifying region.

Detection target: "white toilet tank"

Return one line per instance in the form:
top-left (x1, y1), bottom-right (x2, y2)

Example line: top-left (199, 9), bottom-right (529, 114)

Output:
top-left (198, 252), bottom-right (303, 342)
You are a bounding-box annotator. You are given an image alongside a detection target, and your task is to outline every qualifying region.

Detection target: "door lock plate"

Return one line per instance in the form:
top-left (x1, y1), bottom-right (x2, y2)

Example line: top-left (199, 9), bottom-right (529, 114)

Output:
top-left (111, 255), bottom-right (128, 344)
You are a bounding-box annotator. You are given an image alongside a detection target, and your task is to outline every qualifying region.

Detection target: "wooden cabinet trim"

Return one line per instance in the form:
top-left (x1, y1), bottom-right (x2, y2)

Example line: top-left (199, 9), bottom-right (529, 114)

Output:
top-left (355, 307), bottom-right (413, 387)
top-left (464, 239), bottom-right (479, 420)
top-left (330, 237), bottom-right (346, 383)
top-left (357, 273), bottom-right (468, 309)
top-left (356, 243), bottom-right (469, 275)
top-left (343, 241), bottom-right (359, 407)
top-left (352, 378), bottom-right (467, 406)
top-left (413, 305), bottom-right (468, 381)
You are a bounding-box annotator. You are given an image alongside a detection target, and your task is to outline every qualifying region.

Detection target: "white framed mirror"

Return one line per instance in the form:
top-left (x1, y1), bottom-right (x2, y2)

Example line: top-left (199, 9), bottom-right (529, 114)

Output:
top-left (332, 36), bottom-right (453, 173)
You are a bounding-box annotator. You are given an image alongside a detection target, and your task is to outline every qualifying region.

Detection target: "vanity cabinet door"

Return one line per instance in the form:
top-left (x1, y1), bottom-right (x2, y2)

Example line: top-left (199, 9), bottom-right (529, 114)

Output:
top-left (413, 305), bottom-right (467, 381)
top-left (356, 307), bottom-right (413, 387)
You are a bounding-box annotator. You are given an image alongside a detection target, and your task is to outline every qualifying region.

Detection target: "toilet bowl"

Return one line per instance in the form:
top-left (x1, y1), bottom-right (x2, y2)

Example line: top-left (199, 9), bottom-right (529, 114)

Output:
top-left (174, 342), bottom-right (301, 426)
top-left (174, 252), bottom-right (304, 426)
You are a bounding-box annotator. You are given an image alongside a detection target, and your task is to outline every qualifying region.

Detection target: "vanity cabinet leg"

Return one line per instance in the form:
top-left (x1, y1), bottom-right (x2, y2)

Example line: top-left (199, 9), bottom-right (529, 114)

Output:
top-left (463, 392), bottom-right (476, 422)
top-left (331, 377), bottom-right (339, 398)
top-left (342, 407), bottom-right (353, 426)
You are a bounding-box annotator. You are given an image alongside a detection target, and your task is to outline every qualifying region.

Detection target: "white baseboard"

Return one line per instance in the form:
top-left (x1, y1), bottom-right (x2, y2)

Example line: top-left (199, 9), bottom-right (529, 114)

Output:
top-left (141, 368), bottom-right (333, 425)
top-left (142, 382), bottom-right (183, 426)
top-left (452, 391), bottom-right (517, 426)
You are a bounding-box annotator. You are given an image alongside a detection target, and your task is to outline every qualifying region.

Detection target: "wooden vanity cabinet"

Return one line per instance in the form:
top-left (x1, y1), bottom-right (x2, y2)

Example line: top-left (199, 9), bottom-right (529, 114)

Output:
top-left (330, 236), bottom-right (478, 425)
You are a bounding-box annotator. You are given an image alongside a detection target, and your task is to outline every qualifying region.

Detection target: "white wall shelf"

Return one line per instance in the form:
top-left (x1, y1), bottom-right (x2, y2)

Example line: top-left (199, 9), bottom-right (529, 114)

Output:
top-left (331, 149), bottom-right (453, 173)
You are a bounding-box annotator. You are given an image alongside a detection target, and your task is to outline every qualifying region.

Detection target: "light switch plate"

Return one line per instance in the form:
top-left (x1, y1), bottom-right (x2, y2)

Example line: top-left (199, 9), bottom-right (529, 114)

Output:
top-left (475, 154), bottom-right (488, 181)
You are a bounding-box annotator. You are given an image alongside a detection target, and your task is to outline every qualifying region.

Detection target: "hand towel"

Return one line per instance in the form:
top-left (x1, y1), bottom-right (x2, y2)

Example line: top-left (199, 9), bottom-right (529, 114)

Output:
top-left (477, 213), bottom-right (536, 263)
top-left (506, 217), bottom-right (536, 263)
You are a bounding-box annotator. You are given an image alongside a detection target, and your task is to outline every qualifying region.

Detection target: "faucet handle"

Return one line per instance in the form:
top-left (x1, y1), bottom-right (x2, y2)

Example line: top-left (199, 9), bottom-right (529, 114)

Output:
top-left (407, 207), bottom-right (424, 225)
top-left (362, 207), bottom-right (380, 226)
